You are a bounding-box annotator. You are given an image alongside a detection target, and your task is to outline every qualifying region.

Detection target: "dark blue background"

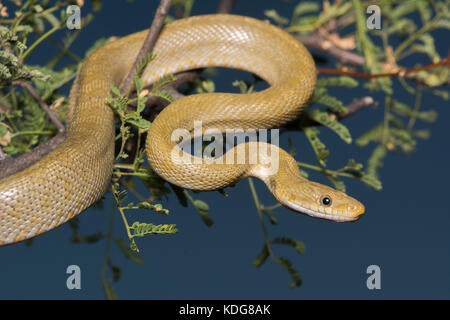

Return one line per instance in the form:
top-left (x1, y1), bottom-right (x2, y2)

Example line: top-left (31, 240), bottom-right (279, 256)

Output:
top-left (1, 0), bottom-right (449, 299)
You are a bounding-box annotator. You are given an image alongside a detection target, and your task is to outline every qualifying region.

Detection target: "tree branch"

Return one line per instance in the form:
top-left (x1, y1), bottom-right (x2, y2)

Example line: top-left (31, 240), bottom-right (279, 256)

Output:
top-left (147, 0), bottom-right (236, 113)
top-left (318, 56), bottom-right (450, 79)
top-left (120, 0), bottom-right (173, 95)
top-left (284, 96), bottom-right (378, 131)
top-left (295, 34), bottom-right (450, 86)
top-left (0, 0), bottom-right (174, 177)
top-left (14, 81), bottom-right (65, 133)
top-left (0, 132), bottom-right (65, 179)
top-left (336, 96), bottom-right (378, 119)
top-left (295, 34), bottom-right (365, 67)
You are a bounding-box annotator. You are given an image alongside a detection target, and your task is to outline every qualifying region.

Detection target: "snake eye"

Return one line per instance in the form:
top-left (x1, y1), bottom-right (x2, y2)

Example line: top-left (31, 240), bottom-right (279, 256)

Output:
top-left (320, 195), bottom-right (332, 206)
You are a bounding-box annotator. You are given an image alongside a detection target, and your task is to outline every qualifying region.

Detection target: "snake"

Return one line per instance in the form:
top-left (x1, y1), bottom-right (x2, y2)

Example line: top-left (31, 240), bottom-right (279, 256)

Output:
top-left (0, 14), bottom-right (365, 246)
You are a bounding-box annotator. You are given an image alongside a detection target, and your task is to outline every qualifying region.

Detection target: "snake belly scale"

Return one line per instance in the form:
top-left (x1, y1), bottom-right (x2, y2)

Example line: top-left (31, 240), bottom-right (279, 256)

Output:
top-left (0, 14), bottom-right (365, 246)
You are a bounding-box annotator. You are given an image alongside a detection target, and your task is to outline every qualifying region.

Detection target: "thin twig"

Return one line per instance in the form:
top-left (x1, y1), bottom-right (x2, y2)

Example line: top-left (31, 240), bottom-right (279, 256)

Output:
top-left (145, 0), bottom-right (237, 113)
top-left (120, 0), bottom-right (173, 95)
top-left (283, 96), bottom-right (377, 132)
top-left (13, 81), bottom-right (65, 132)
top-left (295, 34), bottom-right (365, 66)
top-left (317, 56), bottom-right (450, 79)
top-left (324, 11), bottom-right (355, 33)
top-left (296, 34), bottom-right (450, 86)
top-left (248, 177), bottom-right (276, 261)
top-left (337, 96), bottom-right (378, 119)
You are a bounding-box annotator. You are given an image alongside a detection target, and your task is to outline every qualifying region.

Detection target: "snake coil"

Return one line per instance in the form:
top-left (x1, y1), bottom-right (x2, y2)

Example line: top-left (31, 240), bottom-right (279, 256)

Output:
top-left (0, 15), bottom-right (364, 246)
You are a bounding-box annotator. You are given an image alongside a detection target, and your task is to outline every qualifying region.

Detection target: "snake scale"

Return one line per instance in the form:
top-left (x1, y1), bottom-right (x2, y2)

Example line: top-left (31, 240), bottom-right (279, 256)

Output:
top-left (0, 15), bottom-right (365, 246)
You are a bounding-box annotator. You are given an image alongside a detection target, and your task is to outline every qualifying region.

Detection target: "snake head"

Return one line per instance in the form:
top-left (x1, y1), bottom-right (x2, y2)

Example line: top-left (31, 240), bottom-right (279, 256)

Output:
top-left (264, 157), bottom-right (365, 222)
top-left (253, 149), bottom-right (365, 222)
top-left (278, 180), bottom-right (365, 222)
top-left (253, 150), bottom-right (365, 222)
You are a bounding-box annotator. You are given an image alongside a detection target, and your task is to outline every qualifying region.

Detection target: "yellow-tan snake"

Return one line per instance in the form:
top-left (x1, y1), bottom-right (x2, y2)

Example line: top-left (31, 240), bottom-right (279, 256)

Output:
top-left (0, 14), bottom-right (365, 246)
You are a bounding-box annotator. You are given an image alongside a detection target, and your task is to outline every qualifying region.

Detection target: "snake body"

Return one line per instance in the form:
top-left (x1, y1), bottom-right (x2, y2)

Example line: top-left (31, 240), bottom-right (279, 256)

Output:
top-left (0, 15), bottom-right (364, 246)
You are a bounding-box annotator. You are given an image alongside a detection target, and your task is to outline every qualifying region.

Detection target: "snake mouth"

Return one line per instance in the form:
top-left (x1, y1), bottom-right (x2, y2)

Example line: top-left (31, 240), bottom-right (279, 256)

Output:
top-left (283, 202), bottom-right (362, 222)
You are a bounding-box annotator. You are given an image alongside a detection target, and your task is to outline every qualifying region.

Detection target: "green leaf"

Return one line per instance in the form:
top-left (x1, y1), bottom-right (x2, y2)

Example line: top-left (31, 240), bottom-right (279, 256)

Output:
top-left (416, 0), bottom-right (432, 24)
top-left (340, 159), bottom-right (364, 172)
top-left (138, 168), bottom-right (172, 200)
top-left (102, 278), bottom-right (117, 300)
top-left (387, 18), bottom-right (417, 35)
top-left (152, 74), bottom-right (176, 92)
top-left (316, 76), bottom-right (359, 88)
top-left (130, 222), bottom-right (178, 236)
top-left (414, 110), bottom-right (438, 123)
top-left (137, 96), bottom-right (147, 114)
top-left (33, 5), bottom-right (43, 13)
top-left (276, 257), bottom-right (302, 288)
top-left (90, 0), bottom-right (103, 11)
top-left (356, 123), bottom-right (384, 146)
top-left (300, 169), bottom-right (309, 179)
top-left (115, 239), bottom-right (145, 264)
top-left (0, 123), bottom-right (8, 137)
top-left (390, 128), bottom-right (416, 147)
top-left (303, 127), bottom-right (329, 166)
top-left (412, 129), bottom-right (430, 140)
top-left (170, 184), bottom-right (188, 207)
top-left (363, 144), bottom-right (386, 190)
top-left (253, 244), bottom-right (269, 267)
top-left (390, 100), bottom-right (437, 123)
top-left (390, 1), bottom-right (418, 20)
top-left (429, 88), bottom-right (449, 100)
top-left (360, 173), bottom-right (382, 190)
top-left (292, 2), bottom-right (320, 20)
top-left (74, 233), bottom-right (103, 244)
top-left (312, 89), bottom-right (348, 113)
top-left (110, 85), bottom-right (122, 99)
top-left (0, 50), bottom-right (19, 65)
top-left (42, 12), bottom-right (60, 28)
top-left (353, 0), bottom-right (392, 94)
top-left (151, 89), bottom-right (175, 103)
top-left (232, 80), bottom-right (254, 94)
top-left (136, 201), bottom-right (169, 215)
top-left (195, 78), bottom-right (215, 93)
top-left (308, 109), bottom-right (352, 143)
top-left (134, 77), bottom-right (144, 93)
top-left (414, 68), bottom-right (449, 87)
top-left (287, 138), bottom-right (296, 157)
top-left (272, 237), bottom-right (305, 255)
top-left (107, 261), bottom-right (122, 282)
top-left (261, 207), bottom-right (278, 225)
top-left (136, 52), bottom-right (155, 78)
top-left (0, 63), bottom-right (12, 79)
top-left (409, 34), bottom-right (440, 63)
top-left (126, 118), bottom-right (151, 130)
top-left (435, 19), bottom-right (450, 30)
top-left (264, 9), bottom-right (289, 26)
top-left (324, 173), bottom-right (346, 192)
top-left (193, 199), bottom-right (214, 227)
